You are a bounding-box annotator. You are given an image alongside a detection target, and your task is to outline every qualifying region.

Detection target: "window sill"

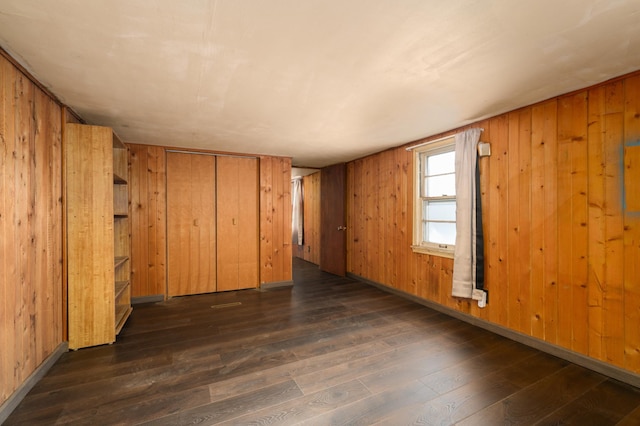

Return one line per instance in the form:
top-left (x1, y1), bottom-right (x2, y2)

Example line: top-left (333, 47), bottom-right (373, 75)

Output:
top-left (411, 245), bottom-right (454, 259)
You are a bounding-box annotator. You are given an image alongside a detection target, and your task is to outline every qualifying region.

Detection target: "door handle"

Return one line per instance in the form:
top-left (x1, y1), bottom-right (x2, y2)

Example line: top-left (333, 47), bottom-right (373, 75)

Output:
top-left (337, 226), bottom-right (347, 231)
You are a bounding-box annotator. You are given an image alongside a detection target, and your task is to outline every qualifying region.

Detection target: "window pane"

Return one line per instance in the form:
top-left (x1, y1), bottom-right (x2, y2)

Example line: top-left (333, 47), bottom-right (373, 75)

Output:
top-left (426, 150), bottom-right (455, 176)
top-left (426, 222), bottom-right (456, 245)
top-left (425, 200), bottom-right (456, 221)
top-left (425, 173), bottom-right (455, 197)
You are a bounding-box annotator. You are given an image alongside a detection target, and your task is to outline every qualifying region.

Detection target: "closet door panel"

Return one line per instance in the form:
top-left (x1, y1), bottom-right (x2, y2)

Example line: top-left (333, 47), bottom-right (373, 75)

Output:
top-left (216, 156), bottom-right (238, 291)
top-left (167, 152), bottom-right (216, 296)
top-left (217, 156), bottom-right (258, 291)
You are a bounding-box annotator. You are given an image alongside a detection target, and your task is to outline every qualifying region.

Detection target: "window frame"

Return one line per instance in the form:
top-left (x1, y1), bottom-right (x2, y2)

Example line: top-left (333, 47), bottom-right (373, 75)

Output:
top-left (411, 137), bottom-right (456, 258)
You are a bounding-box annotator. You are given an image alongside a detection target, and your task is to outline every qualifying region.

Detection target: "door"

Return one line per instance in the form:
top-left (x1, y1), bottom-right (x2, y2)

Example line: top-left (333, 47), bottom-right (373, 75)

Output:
top-left (166, 152), bottom-right (217, 296)
top-left (216, 156), bottom-right (259, 290)
top-left (320, 163), bottom-right (347, 276)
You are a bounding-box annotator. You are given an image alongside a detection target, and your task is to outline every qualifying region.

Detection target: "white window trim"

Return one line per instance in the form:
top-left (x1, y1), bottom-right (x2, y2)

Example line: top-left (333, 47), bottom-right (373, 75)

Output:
top-left (411, 136), bottom-right (455, 258)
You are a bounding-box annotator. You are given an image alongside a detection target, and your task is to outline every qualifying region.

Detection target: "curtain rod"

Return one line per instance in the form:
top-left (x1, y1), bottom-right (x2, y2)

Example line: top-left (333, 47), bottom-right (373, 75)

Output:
top-left (405, 128), bottom-right (484, 151)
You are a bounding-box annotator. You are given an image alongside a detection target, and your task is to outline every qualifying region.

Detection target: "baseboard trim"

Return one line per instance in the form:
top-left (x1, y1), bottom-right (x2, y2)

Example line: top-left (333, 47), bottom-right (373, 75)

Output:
top-left (132, 294), bottom-right (165, 304)
top-left (0, 341), bottom-right (68, 424)
top-left (348, 272), bottom-right (640, 389)
top-left (260, 280), bottom-right (294, 290)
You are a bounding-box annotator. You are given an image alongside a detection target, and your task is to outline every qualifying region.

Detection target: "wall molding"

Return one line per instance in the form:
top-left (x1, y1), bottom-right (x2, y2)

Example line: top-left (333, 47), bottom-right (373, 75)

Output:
top-left (348, 272), bottom-right (640, 390)
top-left (131, 295), bottom-right (165, 305)
top-left (0, 342), bottom-right (68, 424)
top-left (260, 280), bottom-right (294, 290)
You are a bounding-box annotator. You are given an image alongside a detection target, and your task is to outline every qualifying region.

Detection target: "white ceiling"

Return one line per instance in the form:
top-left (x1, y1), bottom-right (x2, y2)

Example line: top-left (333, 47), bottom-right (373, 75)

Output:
top-left (1, 1), bottom-right (639, 168)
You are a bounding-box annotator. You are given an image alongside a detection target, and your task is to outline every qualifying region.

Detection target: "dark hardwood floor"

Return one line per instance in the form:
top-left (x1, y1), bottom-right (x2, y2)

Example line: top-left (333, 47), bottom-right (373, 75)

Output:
top-left (7, 258), bottom-right (640, 425)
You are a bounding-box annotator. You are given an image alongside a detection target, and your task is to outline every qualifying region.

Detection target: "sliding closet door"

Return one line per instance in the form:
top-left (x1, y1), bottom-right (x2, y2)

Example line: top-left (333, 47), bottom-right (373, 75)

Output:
top-left (166, 152), bottom-right (217, 296)
top-left (216, 156), bottom-right (259, 291)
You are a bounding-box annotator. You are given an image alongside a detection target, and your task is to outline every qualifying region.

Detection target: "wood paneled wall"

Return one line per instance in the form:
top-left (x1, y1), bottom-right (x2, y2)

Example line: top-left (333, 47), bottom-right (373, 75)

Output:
top-left (259, 156), bottom-right (293, 284)
top-left (294, 172), bottom-right (321, 264)
top-left (0, 54), bottom-right (64, 403)
top-left (346, 71), bottom-right (640, 374)
top-left (128, 147), bottom-right (292, 296)
top-left (128, 144), bottom-right (166, 297)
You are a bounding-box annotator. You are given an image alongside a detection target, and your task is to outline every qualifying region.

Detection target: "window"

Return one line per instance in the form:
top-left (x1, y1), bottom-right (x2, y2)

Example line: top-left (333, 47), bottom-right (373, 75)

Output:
top-left (412, 137), bottom-right (456, 257)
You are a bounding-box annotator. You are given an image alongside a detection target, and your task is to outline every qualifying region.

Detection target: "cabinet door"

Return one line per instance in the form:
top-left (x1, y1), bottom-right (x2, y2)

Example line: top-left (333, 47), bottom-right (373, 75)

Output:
top-left (167, 152), bottom-right (217, 296)
top-left (216, 156), bottom-right (259, 291)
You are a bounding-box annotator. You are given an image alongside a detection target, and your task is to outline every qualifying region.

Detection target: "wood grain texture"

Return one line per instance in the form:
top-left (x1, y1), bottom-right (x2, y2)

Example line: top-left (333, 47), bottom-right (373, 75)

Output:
top-left (320, 163), bottom-right (346, 276)
top-left (6, 259), bottom-right (640, 425)
top-left (0, 55), bottom-right (64, 404)
top-left (216, 156), bottom-right (259, 291)
top-left (166, 152), bottom-right (217, 296)
top-left (624, 74), bottom-right (640, 372)
top-left (345, 70), bottom-right (640, 375)
top-left (259, 156), bottom-right (293, 285)
top-left (128, 144), bottom-right (168, 298)
top-left (65, 123), bottom-right (118, 349)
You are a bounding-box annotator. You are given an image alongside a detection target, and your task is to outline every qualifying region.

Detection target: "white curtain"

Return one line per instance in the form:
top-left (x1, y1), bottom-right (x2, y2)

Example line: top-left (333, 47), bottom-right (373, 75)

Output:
top-left (292, 178), bottom-right (304, 245)
top-left (452, 128), bottom-right (486, 306)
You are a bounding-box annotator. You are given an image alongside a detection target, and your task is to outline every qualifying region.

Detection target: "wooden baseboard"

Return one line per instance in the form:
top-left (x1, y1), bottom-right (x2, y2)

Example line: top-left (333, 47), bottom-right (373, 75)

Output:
top-left (260, 280), bottom-right (294, 290)
top-left (348, 272), bottom-right (640, 389)
top-left (0, 342), bottom-right (68, 424)
top-left (131, 294), bottom-right (164, 304)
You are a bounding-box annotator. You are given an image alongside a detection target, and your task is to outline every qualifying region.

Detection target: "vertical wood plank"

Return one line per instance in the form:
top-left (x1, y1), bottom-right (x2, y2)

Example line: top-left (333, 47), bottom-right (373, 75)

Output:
top-left (603, 81), bottom-right (625, 367)
top-left (542, 101), bottom-right (559, 344)
top-left (15, 70), bottom-right (35, 379)
top-left (557, 94), bottom-right (579, 350)
top-left (259, 156), bottom-right (274, 284)
top-left (271, 157), bottom-right (284, 280)
top-left (488, 115), bottom-right (509, 326)
top-left (150, 146), bottom-right (167, 296)
top-left (587, 85), bottom-right (606, 360)
top-left (397, 148), bottom-right (410, 293)
top-left (280, 157), bottom-right (292, 281)
top-left (507, 111), bottom-right (521, 331)
top-left (530, 103), bottom-right (547, 339)
top-left (353, 159), bottom-right (364, 277)
top-left (517, 108), bottom-right (532, 335)
top-left (624, 74), bottom-right (640, 372)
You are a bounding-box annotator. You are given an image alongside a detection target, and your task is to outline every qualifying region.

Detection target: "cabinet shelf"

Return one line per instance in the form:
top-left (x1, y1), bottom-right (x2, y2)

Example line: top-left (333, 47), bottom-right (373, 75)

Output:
top-left (115, 280), bottom-right (130, 299)
top-left (115, 256), bottom-right (129, 269)
top-left (115, 305), bottom-right (133, 334)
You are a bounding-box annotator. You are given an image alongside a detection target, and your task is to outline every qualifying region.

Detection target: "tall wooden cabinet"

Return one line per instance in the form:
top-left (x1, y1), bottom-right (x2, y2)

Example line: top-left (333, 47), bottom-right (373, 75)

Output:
top-left (65, 123), bottom-right (132, 349)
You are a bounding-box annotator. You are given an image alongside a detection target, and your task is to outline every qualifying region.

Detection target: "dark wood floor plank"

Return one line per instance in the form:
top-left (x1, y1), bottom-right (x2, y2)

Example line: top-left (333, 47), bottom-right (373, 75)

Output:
top-left (297, 379), bottom-right (439, 425)
top-left (534, 379), bottom-right (640, 426)
top-left (293, 335), bottom-right (467, 395)
top-left (141, 380), bottom-right (303, 426)
top-left (457, 364), bottom-right (606, 425)
top-left (418, 340), bottom-right (534, 395)
top-left (617, 404), bottom-right (640, 425)
top-left (224, 379), bottom-right (371, 425)
top-left (5, 258), bottom-right (640, 425)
